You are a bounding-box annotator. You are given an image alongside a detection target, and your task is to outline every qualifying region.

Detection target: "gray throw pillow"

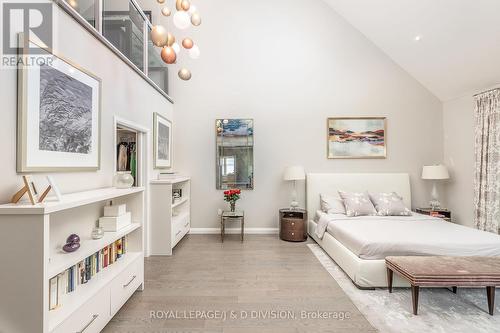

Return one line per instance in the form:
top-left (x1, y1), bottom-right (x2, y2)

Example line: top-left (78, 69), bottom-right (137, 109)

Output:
top-left (338, 191), bottom-right (377, 217)
top-left (369, 192), bottom-right (412, 216)
top-left (320, 194), bottom-right (346, 214)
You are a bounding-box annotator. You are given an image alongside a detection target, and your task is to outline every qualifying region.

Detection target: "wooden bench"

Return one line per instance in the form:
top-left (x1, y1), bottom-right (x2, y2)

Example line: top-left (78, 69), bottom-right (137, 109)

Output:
top-left (385, 256), bottom-right (500, 315)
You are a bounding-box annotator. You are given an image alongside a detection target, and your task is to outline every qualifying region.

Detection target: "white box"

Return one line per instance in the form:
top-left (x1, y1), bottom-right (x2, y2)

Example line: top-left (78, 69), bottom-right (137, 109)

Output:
top-left (99, 212), bottom-right (131, 231)
top-left (104, 204), bottom-right (126, 217)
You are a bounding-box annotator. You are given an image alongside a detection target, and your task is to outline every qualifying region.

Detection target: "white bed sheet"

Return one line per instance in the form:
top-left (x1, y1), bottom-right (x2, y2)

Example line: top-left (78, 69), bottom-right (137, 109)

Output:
top-left (317, 213), bottom-right (500, 260)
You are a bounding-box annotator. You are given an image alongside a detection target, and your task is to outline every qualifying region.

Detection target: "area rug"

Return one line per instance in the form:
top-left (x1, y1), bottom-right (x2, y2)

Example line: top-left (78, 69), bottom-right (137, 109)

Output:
top-left (307, 244), bottom-right (500, 333)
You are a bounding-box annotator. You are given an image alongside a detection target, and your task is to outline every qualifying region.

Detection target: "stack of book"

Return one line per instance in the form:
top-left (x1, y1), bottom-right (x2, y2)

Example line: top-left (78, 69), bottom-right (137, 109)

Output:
top-left (49, 236), bottom-right (128, 310)
top-left (158, 172), bottom-right (179, 179)
top-left (430, 212), bottom-right (446, 218)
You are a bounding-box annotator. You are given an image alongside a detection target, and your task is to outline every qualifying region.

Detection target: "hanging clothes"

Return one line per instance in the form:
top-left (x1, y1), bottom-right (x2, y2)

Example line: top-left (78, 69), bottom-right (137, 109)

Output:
top-left (117, 144), bottom-right (128, 171)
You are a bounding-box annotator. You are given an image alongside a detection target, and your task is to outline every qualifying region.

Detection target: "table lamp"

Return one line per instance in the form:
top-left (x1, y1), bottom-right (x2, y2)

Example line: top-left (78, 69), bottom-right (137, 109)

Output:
top-left (284, 166), bottom-right (305, 209)
top-left (422, 165), bottom-right (449, 209)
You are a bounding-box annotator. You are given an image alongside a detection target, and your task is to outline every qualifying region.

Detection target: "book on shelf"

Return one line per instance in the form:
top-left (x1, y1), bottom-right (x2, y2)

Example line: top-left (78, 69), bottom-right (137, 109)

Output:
top-left (49, 276), bottom-right (58, 310)
top-left (49, 236), bottom-right (129, 311)
top-left (158, 172), bottom-right (180, 180)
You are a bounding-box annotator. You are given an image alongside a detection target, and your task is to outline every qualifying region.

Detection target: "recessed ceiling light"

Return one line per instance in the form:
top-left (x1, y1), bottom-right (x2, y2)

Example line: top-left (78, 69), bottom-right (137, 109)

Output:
top-left (414, 35), bottom-right (422, 42)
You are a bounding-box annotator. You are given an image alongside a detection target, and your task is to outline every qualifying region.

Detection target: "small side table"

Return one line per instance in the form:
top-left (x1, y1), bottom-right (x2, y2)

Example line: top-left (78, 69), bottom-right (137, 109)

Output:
top-left (415, 208), bottom-right (452, 222)
top-left (220, 210), bottom-right (244, 242)
top-left (279, 208), bottom-right (307, 242)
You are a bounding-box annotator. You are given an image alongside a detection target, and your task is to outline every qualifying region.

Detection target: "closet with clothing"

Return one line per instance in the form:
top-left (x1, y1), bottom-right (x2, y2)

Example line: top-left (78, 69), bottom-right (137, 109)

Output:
top-left (117, 127), bottom-right (138, 186)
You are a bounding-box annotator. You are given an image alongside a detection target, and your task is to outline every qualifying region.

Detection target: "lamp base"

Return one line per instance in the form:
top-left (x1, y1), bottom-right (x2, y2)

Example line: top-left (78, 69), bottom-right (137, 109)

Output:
top-left (290, 200), bottom-right (299, 210)
top-left (429, 182), bottom-right (441, 210)
top-left (429, 199), bottom-right (441, 210)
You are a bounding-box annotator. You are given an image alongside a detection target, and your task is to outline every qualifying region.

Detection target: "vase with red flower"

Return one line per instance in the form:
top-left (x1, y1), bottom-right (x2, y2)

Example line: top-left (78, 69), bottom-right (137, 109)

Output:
top-left (224, 188), bottom-right (241, 212)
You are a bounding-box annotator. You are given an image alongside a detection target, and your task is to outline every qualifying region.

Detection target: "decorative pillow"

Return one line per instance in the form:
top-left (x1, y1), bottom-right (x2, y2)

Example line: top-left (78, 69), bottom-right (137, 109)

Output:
top-left (338, 191), bottom-right (377, 217)
top-left (320, 194), bottom-right (346, 214)
top-left (369, 192), bottom-right (412, 216)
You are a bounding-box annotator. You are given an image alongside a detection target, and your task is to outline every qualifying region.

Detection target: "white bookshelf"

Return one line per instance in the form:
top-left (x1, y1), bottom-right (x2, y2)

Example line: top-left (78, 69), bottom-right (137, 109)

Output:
top-left (150, 177), bottom-right (191, 255)
top-left (0, 187), bottom-right (145, 333)
top-left (48, 223), bottom-right (141, 278)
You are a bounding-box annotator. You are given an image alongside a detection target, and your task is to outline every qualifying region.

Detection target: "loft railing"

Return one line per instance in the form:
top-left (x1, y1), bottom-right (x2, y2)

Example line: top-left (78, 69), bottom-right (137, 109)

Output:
top-left (55, 0), bottom-right (173, 103)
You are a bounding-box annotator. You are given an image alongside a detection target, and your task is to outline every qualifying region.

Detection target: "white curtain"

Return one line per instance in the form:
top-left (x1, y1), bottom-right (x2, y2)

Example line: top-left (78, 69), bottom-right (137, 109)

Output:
top-left (473, 88), bottom-right (500, 233)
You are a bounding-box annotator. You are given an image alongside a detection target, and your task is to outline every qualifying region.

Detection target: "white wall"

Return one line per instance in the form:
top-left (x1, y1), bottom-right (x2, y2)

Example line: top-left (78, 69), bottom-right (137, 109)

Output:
top-left (170, 0), bottom-right (444, 230)
top-left (443, 95), bottom-right (475, 227)
top-left (0, 3), bottom-right (173, 204)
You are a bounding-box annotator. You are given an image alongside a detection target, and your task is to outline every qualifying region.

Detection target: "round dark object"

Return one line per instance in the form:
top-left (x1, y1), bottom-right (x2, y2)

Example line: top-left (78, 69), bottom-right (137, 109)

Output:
top-left (63, 242), bottom-right (80, 253)
top-left (66, 234), bottom-right (80, 244)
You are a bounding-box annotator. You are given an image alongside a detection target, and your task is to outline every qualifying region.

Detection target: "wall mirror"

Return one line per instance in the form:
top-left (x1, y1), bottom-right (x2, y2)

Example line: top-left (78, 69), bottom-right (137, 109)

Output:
top-left (216, 119), bottom-right (254, 190)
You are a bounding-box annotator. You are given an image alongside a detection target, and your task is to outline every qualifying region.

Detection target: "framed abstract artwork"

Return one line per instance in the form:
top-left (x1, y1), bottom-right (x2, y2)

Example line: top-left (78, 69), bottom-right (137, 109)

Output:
top-left (17, 36), bottom-right (101, 172)
top-left (327, 117), bottom-right (386, 159)
top-left (153, 113), bottom-right (172, 169)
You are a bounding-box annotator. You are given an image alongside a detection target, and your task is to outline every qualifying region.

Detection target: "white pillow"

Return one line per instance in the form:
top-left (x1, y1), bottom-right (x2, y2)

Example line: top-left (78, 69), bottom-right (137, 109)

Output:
top-left (369, 192), bottom-right (412, 216)
top-left (338, 191), bottom-right (377, 217)
top-left (320, 194), bottom-right (346, 214)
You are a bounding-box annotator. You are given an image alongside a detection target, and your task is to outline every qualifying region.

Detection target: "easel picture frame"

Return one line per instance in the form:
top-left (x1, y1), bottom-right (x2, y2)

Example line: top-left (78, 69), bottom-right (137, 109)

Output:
top-left (11, 175), bottom-right (39, 205)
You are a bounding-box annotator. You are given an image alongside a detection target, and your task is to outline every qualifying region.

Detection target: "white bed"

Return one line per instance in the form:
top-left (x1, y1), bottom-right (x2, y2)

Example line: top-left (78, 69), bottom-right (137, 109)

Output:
top-left (306, 173), bottom-right (500, 288)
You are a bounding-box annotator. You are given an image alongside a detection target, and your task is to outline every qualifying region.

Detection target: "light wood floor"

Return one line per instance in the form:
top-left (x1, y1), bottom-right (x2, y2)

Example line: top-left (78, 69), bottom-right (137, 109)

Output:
top-left (103, 235), bottom-right (376, 333)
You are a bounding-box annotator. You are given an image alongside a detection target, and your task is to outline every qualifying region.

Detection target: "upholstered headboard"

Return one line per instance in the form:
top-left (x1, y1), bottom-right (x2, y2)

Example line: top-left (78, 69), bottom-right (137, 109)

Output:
top-left (306, 173), bottom-right (412, 220)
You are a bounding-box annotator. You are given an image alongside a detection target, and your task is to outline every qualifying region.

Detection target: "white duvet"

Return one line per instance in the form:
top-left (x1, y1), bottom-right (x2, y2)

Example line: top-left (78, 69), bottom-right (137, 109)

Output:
top-left (315, 212), bottom-right (500, 260)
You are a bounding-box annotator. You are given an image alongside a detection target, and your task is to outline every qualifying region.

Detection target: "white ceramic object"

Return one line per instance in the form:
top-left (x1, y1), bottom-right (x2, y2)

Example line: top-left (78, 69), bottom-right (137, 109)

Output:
top-left (114, 172), bottom-right (134, 189)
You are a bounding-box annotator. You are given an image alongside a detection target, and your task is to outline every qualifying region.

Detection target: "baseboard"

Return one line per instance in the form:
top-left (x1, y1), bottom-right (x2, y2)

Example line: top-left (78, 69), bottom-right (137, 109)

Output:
top-left (189, 228), bottom-right (279, 235)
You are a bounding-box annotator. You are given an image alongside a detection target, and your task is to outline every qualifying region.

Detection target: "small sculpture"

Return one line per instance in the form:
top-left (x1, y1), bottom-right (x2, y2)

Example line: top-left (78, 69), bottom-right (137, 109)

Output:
top-left (63, 234), bottom-right (80, 253)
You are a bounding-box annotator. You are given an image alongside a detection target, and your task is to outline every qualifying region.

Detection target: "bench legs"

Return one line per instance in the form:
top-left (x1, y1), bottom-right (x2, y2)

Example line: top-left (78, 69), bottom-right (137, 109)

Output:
top-left (487, 286), bottom-right (495, 316)
top-left (387, 267), bottom-right (393, 293)
top-left (411, 285), bottom-right (420, 315)
top-left (386, 268), bottom-right (495, 316)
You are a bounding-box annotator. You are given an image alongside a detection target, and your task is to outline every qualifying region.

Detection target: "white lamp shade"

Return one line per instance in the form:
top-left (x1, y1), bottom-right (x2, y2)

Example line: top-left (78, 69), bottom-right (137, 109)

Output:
top-left (422, 165), bottom-right (450, 180)
top-left (284, 166), bottom-right (305, 181)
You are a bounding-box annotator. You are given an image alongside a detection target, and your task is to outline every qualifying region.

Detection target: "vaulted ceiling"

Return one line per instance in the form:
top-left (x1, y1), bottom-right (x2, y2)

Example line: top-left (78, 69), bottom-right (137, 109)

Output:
top-left (323, 0), bottom-right (500, 101)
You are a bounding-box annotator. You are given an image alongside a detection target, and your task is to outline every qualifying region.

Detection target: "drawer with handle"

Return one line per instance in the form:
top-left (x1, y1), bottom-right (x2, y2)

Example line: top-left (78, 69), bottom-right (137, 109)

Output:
top-left (280, 229), bottom-right (306, 242)
top-left (51, 288), bottom-right (110, 333)
top-left (110, 255), bottom-right (143, 316)
top-left (171, 214), bottom-right (190, 246)
top-left (281, 218), bottom-right (303, 231)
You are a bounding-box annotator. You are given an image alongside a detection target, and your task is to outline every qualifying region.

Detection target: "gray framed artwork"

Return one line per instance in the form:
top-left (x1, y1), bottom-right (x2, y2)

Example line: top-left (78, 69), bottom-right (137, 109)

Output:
top-left (17, 34), bottom-right (101, 172)
top-left (153, 112), bottom-right (172, 169)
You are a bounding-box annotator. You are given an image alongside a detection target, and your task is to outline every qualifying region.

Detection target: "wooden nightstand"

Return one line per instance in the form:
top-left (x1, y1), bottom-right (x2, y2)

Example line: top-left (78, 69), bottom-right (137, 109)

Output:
top-left (415, 208), bottom-right (452, 222)
top-left (279, 208), bottom-right (307, 242)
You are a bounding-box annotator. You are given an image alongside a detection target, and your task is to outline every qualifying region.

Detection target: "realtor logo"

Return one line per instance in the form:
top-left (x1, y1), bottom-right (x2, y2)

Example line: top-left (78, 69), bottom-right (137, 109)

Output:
top-left (2, 0), bottom-right (53, 55)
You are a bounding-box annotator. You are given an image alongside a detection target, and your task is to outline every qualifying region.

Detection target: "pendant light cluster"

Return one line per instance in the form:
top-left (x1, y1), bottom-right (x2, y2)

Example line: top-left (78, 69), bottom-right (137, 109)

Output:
top-left (151, 0), bottom-right (201, 81)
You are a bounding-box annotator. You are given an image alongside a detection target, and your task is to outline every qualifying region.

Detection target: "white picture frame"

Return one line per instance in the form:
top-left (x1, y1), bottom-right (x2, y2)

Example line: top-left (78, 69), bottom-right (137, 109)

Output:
top-left (327, 117), bottom-right (387, 159)
top-left (17, 34), bottom-right (101, 172)
top-left (47, 176), bottom-right (62, 201)
top-left (153, 113), bottom-right (172, 169)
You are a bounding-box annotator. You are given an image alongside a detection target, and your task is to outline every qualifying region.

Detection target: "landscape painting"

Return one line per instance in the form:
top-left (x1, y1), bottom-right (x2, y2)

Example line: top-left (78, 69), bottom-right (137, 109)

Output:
top-left (39, 64), bottom-right (93, 154)
top-left (216, 119), bottom-right (254, 137)
top-left (154, 113), bottom-right (172, 169)
top-left (17, 39), bottom-right (101, 172)
top-left (327, 117), bottom-right (386, 159)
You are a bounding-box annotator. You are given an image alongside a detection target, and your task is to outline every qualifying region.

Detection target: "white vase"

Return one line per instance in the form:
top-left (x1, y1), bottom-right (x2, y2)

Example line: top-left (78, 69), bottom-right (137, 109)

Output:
top-left (114, 171), bottom-right (134, 189)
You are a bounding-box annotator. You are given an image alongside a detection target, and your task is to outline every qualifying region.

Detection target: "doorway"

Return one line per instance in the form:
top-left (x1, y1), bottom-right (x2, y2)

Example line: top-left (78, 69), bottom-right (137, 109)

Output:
top-left (114, 117), bottom-right (149, 187)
